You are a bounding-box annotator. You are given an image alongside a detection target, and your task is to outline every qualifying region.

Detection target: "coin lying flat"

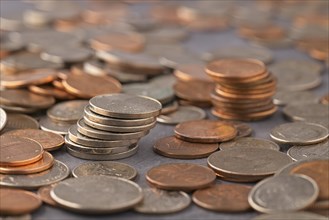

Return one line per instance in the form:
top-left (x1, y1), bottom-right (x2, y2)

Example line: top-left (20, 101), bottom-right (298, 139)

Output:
top-left (0, 108), bottom-right (7, 131)
top-left (47, 100), bottom-right (88, 123)
top-left (157, 106), bottom-right (206, 125)
top-left (270, 122), bottom-right (328, 145)
top-left (274, 90), bottom-right (319, 106)
top-left (37, 184), bottom-right (57, 206)
top-left (193, 184), bottom-right (252, 212)
top-left (283, 104), bottom-right (329, 121)
top-left (28, 84), bottom-right (76, 100)
top-left (248, 174), bottom-right (319, 213)
top-left (287, 139), bottom-right (329, 161)
top-left (50, 176), bottom-right (143, 214)
top-left (219, 137), bottom-right (280, 151)
top-left (134, 188), bottom-right (191, 214)
top-left (0, 104), bottom-right (39, 114)
top-left (39, 116), bottom-right (73, 135)
top-left (41, 47), bottom-right (92, 64)
top-left (252, 212), bottom-right (328, 220)
top-left (72, 161), bottom-right (137, 180)
top-left (1, 113), bottom-right (39, 133)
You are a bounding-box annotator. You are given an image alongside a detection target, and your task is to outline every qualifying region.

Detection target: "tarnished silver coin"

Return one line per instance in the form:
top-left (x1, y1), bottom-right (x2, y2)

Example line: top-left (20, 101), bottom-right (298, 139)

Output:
top-left (219, 137), bottom-right (280, 151)
top-left (50, 176), bottom-right (143, 214)
top-left (270, 122), bottom-right (328, 145)
top-left (157, 106), bottom-right (206, 125)
top-left (47, 100), bottom-right (88, 123)
top-left (0, 160), bottom-right (70, 189)
top-left (273, 90), bottom-right (319, 106)
top-left (283, 104), bottom-right (329, 121)
top-left (39, 116), bottom-right (73, 135)
top-left (41, 47), bottom-right (92, 64)
top-left (287, 139), bottom-right (329, 161)
top-left (252, 212), bottom-right (328, 220)
top-left (72, 161), bottom-right (137, 180)
top-left (1, 113), bottom-right (39, 133)
top-left (89, 94), bottom-right (162, 119)
top-left (269, 59), bottom-right (323, 76)
top-left (0, 108), bottom-right (7, 131)
top-left (248, 174), bottom-right (319, 213)
top-left (134, 188), bottom-right (191, 214)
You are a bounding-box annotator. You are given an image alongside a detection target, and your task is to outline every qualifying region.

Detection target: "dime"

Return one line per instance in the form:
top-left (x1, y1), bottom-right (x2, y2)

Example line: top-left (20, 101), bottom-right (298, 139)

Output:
top-left (50, 176), bottom-right (143, 214)
top-left (192, 184), bottom-right (252, 212)
top-left (134, 188), bottom-right (191, 214)
top-left (174, 80), bottom-right (214, 103)
top-left (0, 108), bottom-right (7, 131)
top-left (146, 163), bottom-right (216, 191)
top-left (283, 104), bottom-right (329, 121)
top-left (287, 139), bottom-right (329, 161)
top-left (219, 137), bottom-right (280, 151)
top-left (0, 188), bottom-right (42, 215)
top-left (174, 63), bottom-right (212, 82)
top-left (248, 174), bottom-right (319, 213)
top-left (41, 47), bottom-right (92, 64)
top-left (270, 122), bottom-right (328, 145)
top-left (273, 90), bottom-right (319, 106)
top-left (39, 116), bottom-right (73, 135)
top-left (157, 106), bottom-right (206, 125)
top-left (1, 113), bottom-right (39, 133)
top-left (174, 120), bottom-right (237, 143)
top-left (47, 100), bottom-right (88, 123)
top-left (252, 212), bottom-right (328, 220)
top-left (72, 161), bottom-right (137, 180)
top-left (37, 184), bottom-right (57, 206)
top-left (0, 160), bottom-right (70, 189)
top-left (154, 136), bottom-right (218, 159)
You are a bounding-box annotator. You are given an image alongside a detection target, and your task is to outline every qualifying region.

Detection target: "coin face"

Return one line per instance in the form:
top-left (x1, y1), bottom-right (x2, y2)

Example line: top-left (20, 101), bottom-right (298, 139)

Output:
top-left (72, 161), bottom-right (137, 180)
top-left (192, 184), bottom-right (252, 212)
top-left (37, 184), bottom-right (57, 207)
top-left (1, 113), bottom-right (39, 133)
top-left (283, 104), bottom-right (329, 121)
top-left (39, 116), bottom-right (73, 135)
top-left (253, 212), bottom-right (328, 220)
top-left (50, 176), bottom-right (143, 214)
top-left (0, 108), bottom-right (7, 131)
top-left (287, 139), bottom-right (329, 161)
top-left (146, 163), bottom-right (216, 191)
top-left (134, 188), bottom-right (191, 214)
top-left (174, 120), bottom-right (237, 143)
top-left (270, 122), bottom-right (328, 145)
top-left (248, 174), bottom-right (319, 213)
top-left (219, 137), bottom-right (280, 151)
top-left (47, 100), bottom-right (88, 123)
top-left (273, 90), bottom-right (319, 106)
top-left (157, 106), bottom-right (206, 125)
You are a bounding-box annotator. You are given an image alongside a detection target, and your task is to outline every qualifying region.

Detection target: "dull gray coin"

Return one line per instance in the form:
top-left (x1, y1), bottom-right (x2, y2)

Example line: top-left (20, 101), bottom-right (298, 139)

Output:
top-left (252, 212), bottom-right (328, 220)
top-left (39, 116), bottom-right (73, 135)
top-left (41, 47), bottom-right (92, 64)
top-left (248, 174), bottom-right (319, 213)
top-left (0, 108), bottom-right (7, 131)
top-left (47, 100), bottom-right (88, 123)
top-left (134, 188), bottom-right (191, 214)
top-left (270, 122), bottom-right (328, 145)
top-left (219, 137), bottom-right (280, 151)
top-left (50, 176), bottom-right (143, 214)
top-left (302, 117), bottom-right (329, 130)
top-left (273, 90), bottom-right (319, 106)
top-left (72, 161), bottom-right (137, 180)
top-left (283, 104), bottom-right (329, 121)
top-left (157, 106), bottom-right (206, 125)
top-left (1, 113), bottom-right (39, 133)
top-left (287, 139), bottom-right (329, 161)
top-left (269, 59), bottom-right (323, 76)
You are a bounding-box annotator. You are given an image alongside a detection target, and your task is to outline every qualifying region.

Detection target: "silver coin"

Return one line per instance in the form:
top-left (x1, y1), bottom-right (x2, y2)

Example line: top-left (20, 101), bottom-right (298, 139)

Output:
top-left (0, 214), bottom-right (32, 220)
top-left (287, 139), bottom-right (329, 161)
top-left (41, 46), bottom-right (92, 64)
top-left (50, 176), bottom-right (143, 214)
top-left (302, 116), bottom-right (329, 130)
top-left (68, 125), bottom-right (138, 148)
top-left (219, 137), bottom-right (280, 151)
top-left (157, 106), bottom-right (206, 125)
top-left (273, 90), bottom-right (319, 106)
top-left (0, 104), bottom-right (39, 114)
top-left (225, 121), bottom-right (253, 138)
top-left (39, 116), bottom-right (73, 135)
top-left (0, 36), bottom-right (25, 54)
top-left (248, 174), bottom-right (319, 213)
top-left (1, 113), bottom-right (39, 133)
top-left (252, 212), bottom-right (328, 220)
top-left (283, 104), bottom-right (329, 121)
top-left (134, 188), bottom-right (191, 214)
top-left (276, 158), bottom-right (328, 175)
top-left (161, 100), bottom-right (179, 115)
top-left (269, 59), bottom-right (323, 75)
top-left (47, 100), bottom-right (89, 123)
top-left (72, 161), bottom-right (137, 180)
top-left (270, 122), bottom-right (328, 145)
top-left (89, 94), bottom-right (162, 119)
top-left (0, 160), bottom-right (70, 189)
top-left (0, 108), bottom-right (7, 131)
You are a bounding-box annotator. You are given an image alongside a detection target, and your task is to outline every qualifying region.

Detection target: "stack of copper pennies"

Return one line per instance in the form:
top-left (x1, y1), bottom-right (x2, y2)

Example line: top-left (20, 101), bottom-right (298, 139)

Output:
top-left (205, 58), bottom-right (277, 121)
top-left (65, 93), bottom-right (162, 160)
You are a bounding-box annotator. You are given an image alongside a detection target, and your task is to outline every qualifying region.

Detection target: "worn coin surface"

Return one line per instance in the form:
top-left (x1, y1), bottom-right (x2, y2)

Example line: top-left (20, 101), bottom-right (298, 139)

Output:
top-left (219, 137), bottom-right (280, 151)
top-left (157, 106), bottom-right (206, 125)
top-left (50, 176), bottom-right (143, 214)
top-left (0, 188), bottom-right (42, 215)
top-left (287, 139), bottom-right (329, 161)
top-left (283, 104), bottom-right (329, 121)
top-left (174, 120), bottom-right (237, 143)
top-left (248, 174), bottom-right (319, 213)
top-left (146, 163), bottom-right (216, 191)
top-left (273, 90), bottom-right (319, 106)
top-left (47, 100), bottom-right (88, 123)
top-left (37, 184), bottom-right (57, 206)
top-left (1, 113), bottom-right (39, 133)
top-left (0, 104), bottom-right (39, 114)
top-left (193, 184), bottom-right (252, 212)
top-left (134, 188), bottom-right (191, 214)
top-left (0, 108), bottom-right (7, 131)
top-left (72, 161), bottom-right (137, 180)
top-left (270, 122), bottom-right (328, 145)
top-left (154, 136), bottom-right (218, 159)
top-left (39, 116), bottom-right (73, 135)
top-left (252, 212), bottom-right (328, 220)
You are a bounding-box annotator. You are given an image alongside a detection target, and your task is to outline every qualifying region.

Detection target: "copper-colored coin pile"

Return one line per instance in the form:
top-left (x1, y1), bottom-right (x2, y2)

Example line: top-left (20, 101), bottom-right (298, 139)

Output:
top-left (206, 59), bottom-right (277, 121)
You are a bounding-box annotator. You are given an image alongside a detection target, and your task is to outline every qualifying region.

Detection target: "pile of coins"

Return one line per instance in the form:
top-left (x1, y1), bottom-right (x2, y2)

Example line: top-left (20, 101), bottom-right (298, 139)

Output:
top-left (206, 59), bottom-right (277, 121)
top-left (65, 93), bottom-right (162, 160)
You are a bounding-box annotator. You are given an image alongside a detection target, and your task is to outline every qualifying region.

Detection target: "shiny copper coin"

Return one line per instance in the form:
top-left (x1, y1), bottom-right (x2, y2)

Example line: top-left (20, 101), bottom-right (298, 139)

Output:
top-left (290, 160), bottom-right (329, 200)
top-left (174, 64), bottom-right (212, 82)
top-left (174, 80), bottom-right (215, 102)
top-left (320, 94), bottom-right (329, 105)
top-left (174, 120), bottom-right (237, 143)
top-left (211, 106), bottom-right (277, 121)
top-left (239, 25), bottom-right (285, 39)
top-left (154, 136), bottom-right (218, 159)
top-left (215, 87), bottom-right (275, 100)
top-left (29, 84), bottom-right (75, 100)
top-left (146, 163), bottom-right (216, 191)
top-left (4, 129), bottom-right (64, 151)
top-left (0, 188), bottom-right (42, 215)
top-left (62, 73), bottom-right (122, 99)
top-left (0, 151), bottom-right (54, 174)
top-left (192, 184), bottom-right (252, 212)
top-left (1, 113), bottom-right (39, 133)
top-left (37, 184), bottom-right (57, 206)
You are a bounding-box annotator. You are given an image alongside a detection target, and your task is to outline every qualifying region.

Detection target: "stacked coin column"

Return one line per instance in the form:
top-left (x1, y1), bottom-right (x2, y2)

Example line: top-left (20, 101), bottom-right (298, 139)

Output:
top-left (205, 59), bottom-right (277, 121)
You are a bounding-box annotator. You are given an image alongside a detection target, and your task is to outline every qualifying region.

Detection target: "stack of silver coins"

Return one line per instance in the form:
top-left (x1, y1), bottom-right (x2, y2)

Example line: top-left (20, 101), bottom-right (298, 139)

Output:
top-left (65, 93), bottom-right (162, 160)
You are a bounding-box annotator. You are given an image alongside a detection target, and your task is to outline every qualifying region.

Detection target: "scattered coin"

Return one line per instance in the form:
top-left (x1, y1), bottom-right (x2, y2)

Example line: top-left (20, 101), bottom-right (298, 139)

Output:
top-left (174, 63), bottom-right (212, 82)
top-left (1, 113), bottom-right (39, 133)
top-left (174, 80), bottom-right (215, 103)
top-left (219, 137), bottom-right (280, 151)
top-left (283, 103), bottom-right (329, 121)
top-left (0, 108), bottom-right (7, 131)
top-left (273, 90), bottom-right (319, 106)
top-left (47, 100), bottom-right (88, 123)
top-left (0, 214), bottom-right (32, 220)
top-left (252, 212), bottom-right (328, 220)
top-left (37, 184), bottom-right (57, 206)
top-left (269, 59), bottom-right (323, 76)
top-left (157, 106), bottom-right (206, 125)
top-left (41, 47), bottom-right (92, 64)
top-left (160, 100), bottom-right (179, 115)
top-left (224, 121), bottom-right (253, 138)
top-left (39, 116), bottom-right (73, 135)
top-left (287, 139), bottom-right (329, 161)
top-left (28, 84), bottom-right (75, 100)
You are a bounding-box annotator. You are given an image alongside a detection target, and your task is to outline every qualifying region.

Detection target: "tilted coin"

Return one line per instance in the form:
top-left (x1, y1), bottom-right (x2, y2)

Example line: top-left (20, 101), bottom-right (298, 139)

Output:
top-left (320, 93), bottom-right (329, 105)
top-left (270, 122), bottom-right (328, 145)
top-left (174, 80), bottom-right (214, 103)
top-left (192, 184), bottom-right (252, 212)
top-left (154, 136), bottom-right (218, 159)
top-left (0, 160), bottom-right (70, 189)
top-left (145, 27), bottom-right (188, 43)
top-left (224, 121), bottom-right (253, 138)
top-left (47, 100), bottom-right (88, 123)
top-left (287, 139), bottom-right (329, 161)
top-left (160, 100), bottom-right (179, 115)
top-left (72, 161), bottom-right (137, 180)
top-left (273, 90), bottom-right (319, 106)
top-left (134, 188), bottom-right (191, 214)
top-left (252, 212), bottom-right (328, 220)
top-left (174, 63), bottom-right (212, 82)
top-left (39, 116), bottom-right (73, 135)
top-left (283, 104), bottom-right (329, 121)
top-left (28, 84), bottom-right (76, 100)
top-left (157, 106), bottom-right (206, 125)
top-left (146, 163), bottom-right (216, 191)
top-left (41, 46), bottom-right (92, 64)
top-left (248, 174), bottom-right (319, 213)
top-left (269, 59), bottom-right (323, 76)
top-left (50, 176), bottom-right (143, 214)
top-left (0, 108), bottom-right (7, 131)
top-left (37, 184), bottom-right (57, 206)
top-left (1, 113), bottom-right (39, 133)
top-left (219, 137), bottom-right (280, 151)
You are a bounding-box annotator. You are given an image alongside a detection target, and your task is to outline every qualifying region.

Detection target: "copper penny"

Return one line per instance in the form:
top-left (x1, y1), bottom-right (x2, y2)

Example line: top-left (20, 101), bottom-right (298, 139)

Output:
top-left (174, 64), bottom-right (212, 82)
top-left (146, 163), bottom-right (216, 191)
top-left (37, 184), bottom-right (57, 206)
top-left (211, 106), bottom-right (277, 121)
top-left (154, 136), bottom-right (218, 159)
top-left (192, 184), bottom-right (252, 212)
top-left (29, 84), bottom-right (75, 100)
top-left (290, 160), bottom-right (329, 200)
top-left (0, 188), bottom-right (42, 215)
top-left (4, 129), bottom-right (64, 151)
top-left (320, 94), bottom-right (329, 105)
top-left (174, 120), bottom-right (237, 143)
top-left (0, 135), bottom-right (43, 166)
top-left (0, 151), bottom-right (54, 174)
top-left (174, 80), bottom-right (215, 102)
top-left (1, 113), bottom-right (39, 133)
top-left (62, 73), bottom-right (122, 99)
